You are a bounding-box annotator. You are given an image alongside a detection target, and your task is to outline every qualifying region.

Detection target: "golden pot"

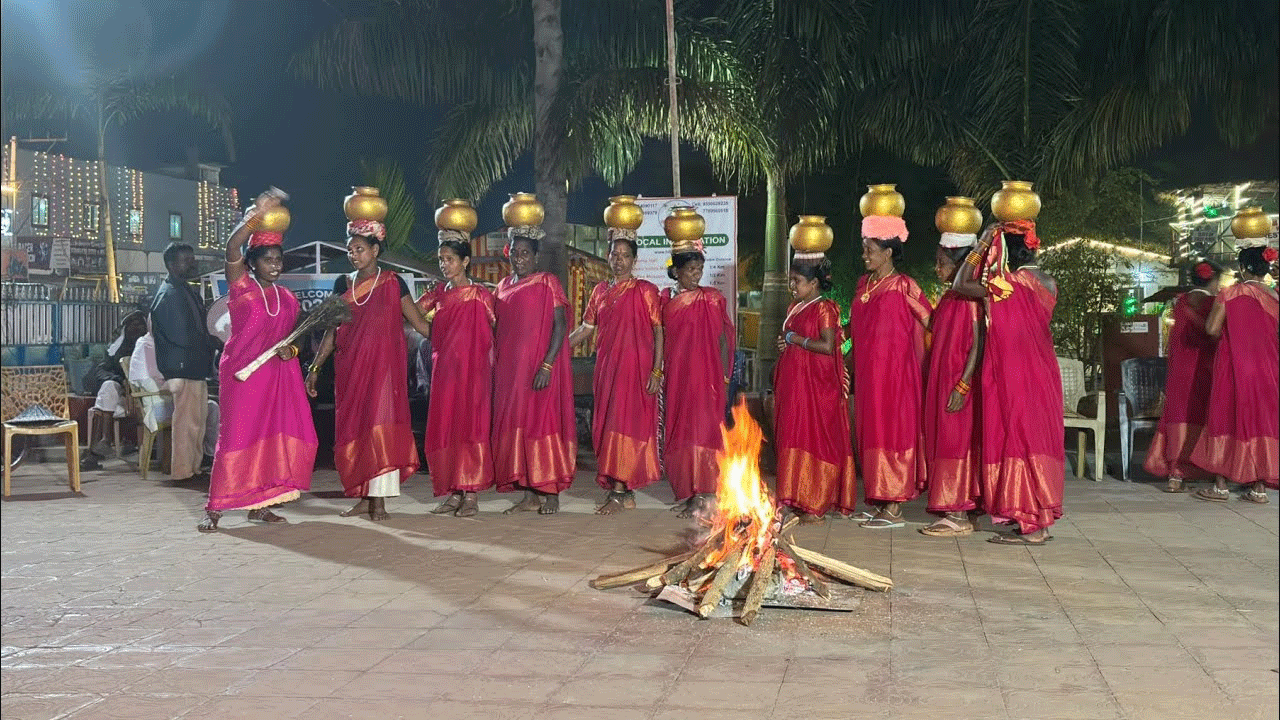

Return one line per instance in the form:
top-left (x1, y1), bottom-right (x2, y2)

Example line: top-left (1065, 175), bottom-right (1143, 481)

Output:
top-left (343, 186), bottom-right (388, 222)
top-left (258, 206), bottom-right (291, 233)
top-left (1231, 206), bottom-right (1271, 240)
top-left (859, 184), bottom-right (906, 218)
top-left (603, 195), bottom-right (644, 230)
top-left (663, 206), bottom-right (705, 244)
top-left (435, 198), bottom-right (477, 233)
top-left (934, 196), bottom-right (983, 235)
top-left (502, 192), bottom-right (545, 227)
top-left (788, 215), bottom-right (833, 254)
top-left (990, 181), bottom-right (1041, 222)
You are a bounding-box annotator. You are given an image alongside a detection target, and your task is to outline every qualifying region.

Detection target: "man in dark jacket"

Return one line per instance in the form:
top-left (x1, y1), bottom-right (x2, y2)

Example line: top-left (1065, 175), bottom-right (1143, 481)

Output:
top-left (149, 242), bottom-right (216, 482)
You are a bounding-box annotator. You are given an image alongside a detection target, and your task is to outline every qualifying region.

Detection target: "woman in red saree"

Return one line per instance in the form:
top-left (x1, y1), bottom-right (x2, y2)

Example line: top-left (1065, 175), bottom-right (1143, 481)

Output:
top-left (661, 246), bottom-right (734, 518)
top-left (416, 234), bottom-right (495, 517)
top-left (848, 216), bottom-right (932, 529)
top-left (1190, 246), bottom-right (1279, 504)
top-left (920, 236), bottom-right (985, 537)
top-left (956, 221), bottom-right (1063, 545)
top-left (492, 230), bottom-right (576, 515)
top-left (305, 218), bottom-right (432, 521)
top-left (1143, 261), bottom-right (1221, 493)
top-left (200, 191), bottom-right (317, 532)
top-left (774, 259), bottom-right (856, 523)
top-left (568, 235), bottom-right (663, 515)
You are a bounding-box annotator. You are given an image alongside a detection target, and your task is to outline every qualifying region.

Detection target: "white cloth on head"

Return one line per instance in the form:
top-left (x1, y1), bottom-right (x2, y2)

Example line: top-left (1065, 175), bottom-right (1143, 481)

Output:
top-left (107, 331), bottom-right (126, 357)
top-left (939, 232), bottom-right (977, 249)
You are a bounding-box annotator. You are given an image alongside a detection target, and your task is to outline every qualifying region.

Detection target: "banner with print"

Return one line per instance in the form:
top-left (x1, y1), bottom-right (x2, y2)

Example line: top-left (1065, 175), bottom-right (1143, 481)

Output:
top-left (212, 274), bottom-right (345, 312)
top-left (630, 196), bottom-right (738, 327)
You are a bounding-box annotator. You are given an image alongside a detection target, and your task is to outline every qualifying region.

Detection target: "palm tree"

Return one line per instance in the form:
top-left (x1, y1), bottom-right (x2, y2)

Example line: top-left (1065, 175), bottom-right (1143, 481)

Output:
top-left (290, 0), bottom-right (766, 285)
top-left (358, 157), bottom-right (419, 256)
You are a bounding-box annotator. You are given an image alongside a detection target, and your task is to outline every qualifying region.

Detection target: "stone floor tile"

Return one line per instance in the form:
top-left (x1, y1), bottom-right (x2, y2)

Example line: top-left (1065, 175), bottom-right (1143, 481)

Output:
top-left (270, 648), bottom-right (393, 672)
top-left (0, 693), bottom-right (99, 720)
top-left (176, 695), bottom-right (319, 720)
top-left (60, 693), bottom-right (206, 720)
top-left (554, 676), bottom-right (669, 707)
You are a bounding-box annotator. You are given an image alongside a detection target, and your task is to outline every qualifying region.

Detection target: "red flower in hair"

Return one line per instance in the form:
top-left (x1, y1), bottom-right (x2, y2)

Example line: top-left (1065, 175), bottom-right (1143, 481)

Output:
top-left (1264, 247), bottom-right (1279, 263)
top-left (1194, 262), bottom-right (1214, 280)
top-left (503, 243), bottom-right (511, 259)
top-left (1022, 234), bottom-right (1041, 251)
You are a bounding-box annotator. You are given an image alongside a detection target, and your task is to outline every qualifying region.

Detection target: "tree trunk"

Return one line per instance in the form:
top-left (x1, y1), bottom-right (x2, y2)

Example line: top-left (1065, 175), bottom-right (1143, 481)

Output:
top-left (532, 0), bottom-right (568, 288)
top-left (97, 122), bottom-right (120, 303)
top-left (755, 166), bottom-right (788, 388)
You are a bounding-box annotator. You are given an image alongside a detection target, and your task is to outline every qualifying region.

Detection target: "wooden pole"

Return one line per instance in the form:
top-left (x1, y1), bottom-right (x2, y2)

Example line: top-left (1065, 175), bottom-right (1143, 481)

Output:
top-left (664, 0), bottom-right (681, 197)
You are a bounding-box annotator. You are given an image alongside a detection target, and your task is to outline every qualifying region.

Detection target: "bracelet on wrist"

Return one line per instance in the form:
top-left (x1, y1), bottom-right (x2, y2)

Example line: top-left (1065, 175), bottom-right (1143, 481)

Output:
top-left (785, 331), bottom-right (795, 345)
top-left (802, 337), bottom-right (810, 350)
top-left (954, 379), bottom-right (971, 395)
top-left (539, 362), bottom-right (553, 372)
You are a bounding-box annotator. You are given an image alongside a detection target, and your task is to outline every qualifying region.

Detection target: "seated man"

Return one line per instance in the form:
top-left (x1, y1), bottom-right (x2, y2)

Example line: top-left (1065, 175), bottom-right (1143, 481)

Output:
top-left (130, 329), bottom-right (220, 472)
top-left (81, 311), bottom-right (149, 467)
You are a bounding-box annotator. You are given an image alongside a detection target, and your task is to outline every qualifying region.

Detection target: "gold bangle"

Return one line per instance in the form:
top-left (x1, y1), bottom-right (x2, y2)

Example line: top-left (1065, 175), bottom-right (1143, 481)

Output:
top-left (651, 368), bottom-right (663, 378)
top-left (965, 253), bottom-right (982, 266)
top-left (244, 215), bottom-right (262, 231)
top-left (954, 380), bottom-right (971, 395)
top-left (287, 344), bottom-right (299, 359)
top-left (540, 362), bottom-right (553, 372)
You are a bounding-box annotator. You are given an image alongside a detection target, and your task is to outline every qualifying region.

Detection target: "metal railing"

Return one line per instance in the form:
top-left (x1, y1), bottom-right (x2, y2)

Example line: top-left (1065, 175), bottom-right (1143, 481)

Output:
top-left (2, 299), bottom-right (127, 347)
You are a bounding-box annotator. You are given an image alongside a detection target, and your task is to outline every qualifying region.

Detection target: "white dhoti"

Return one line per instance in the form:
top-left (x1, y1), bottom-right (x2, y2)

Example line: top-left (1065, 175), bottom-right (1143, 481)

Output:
top-left (92, 380), bottom-right (127, 418)
top-left (367, 469), bottom-right (402, 498)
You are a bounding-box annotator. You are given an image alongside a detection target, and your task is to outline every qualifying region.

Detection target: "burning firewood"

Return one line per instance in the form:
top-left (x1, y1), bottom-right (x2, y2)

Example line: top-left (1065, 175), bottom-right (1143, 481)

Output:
top-left (590, 400), bottom-right (894, 623)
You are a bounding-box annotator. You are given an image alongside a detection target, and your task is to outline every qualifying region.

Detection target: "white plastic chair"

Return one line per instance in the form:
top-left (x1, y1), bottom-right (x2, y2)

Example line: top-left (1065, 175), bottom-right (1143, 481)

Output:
top-left (1057, 357), bottom-right (1106, 481)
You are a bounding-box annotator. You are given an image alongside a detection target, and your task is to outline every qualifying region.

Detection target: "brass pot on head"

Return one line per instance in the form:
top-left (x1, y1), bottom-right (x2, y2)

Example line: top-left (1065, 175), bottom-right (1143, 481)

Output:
top-left (343, 186), bottom-right (388, 222)
top-left (435, 199), bottom-right (478, 233)
top-left (663, 206), bottom-right (705, 244)
top-left (990, 181), bottom-right (1041, 222)
top-left (259, 206), bottom-right (291, 233)
top-left (502, 192), bottom-right (545, 228)
top-left (788, 215), bottom-right (834, 255)
top-left (934, 196), bottom-right (983, 234)
top-left (859, 184), bottom-right (906, 218)
top-left (603, 195), bottom-right (644, 230)
top-left (1231, 206), bottom-right (1271, 240)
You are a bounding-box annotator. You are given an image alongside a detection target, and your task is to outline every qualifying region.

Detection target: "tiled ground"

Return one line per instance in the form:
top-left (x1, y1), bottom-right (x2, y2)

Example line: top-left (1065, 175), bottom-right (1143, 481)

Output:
top-left (2, 453), bottom-right (1276, 720)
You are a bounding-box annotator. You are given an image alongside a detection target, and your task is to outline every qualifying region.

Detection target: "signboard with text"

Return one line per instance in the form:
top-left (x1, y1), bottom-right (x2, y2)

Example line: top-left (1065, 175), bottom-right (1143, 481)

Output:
top-left (630, 196), bottom-right (738, 326)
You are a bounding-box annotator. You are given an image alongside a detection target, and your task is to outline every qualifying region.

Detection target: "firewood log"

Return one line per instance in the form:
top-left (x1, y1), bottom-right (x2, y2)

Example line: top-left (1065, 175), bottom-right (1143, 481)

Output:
top-left (697, 546), bottom-right (745, 617)
top-left (777, 537), bottom-right (830, 599)
top-left (589, 550), bottom-right (695, 590)
top-left (649, 534), bottom-right (723, 589)
top-left (788, 545), bottom-right (893, 592)
top-left (738, 545), bottom-right (777, 627)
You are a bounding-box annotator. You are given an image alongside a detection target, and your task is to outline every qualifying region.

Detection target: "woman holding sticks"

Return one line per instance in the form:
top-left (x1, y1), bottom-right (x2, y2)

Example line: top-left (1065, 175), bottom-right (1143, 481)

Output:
top-left (848, 196), bottom-right (932, 529)
top-left (199, 190), bottom-right (317, 533)
top-left (1143, 260), bottom-right (1221, 493)
top-left (955, 205), bottom-right (1064, 545)
top-left (568, 206), bottom-right (663, 515)
top-left (305, 188), bottom-right (432, 521)
top-left (659, 214), bottom-right (734, 519)
top-left (492, 194), bottom-right (577, 515)
top-left (920, 211), bottom-right (986, 537)
top-left (417, 201), bottom-right (495, 517)
top-left (1190, 244), bottom-right (1278, 504)
top-left (773, 216), bottom-right (856, 523)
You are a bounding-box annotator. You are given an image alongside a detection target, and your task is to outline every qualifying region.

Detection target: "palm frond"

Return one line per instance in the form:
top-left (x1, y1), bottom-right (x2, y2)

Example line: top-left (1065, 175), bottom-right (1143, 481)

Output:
top-left (359, 157), bottom-right (418, 254)
top-left (425, 100), bottom-right (533, 202)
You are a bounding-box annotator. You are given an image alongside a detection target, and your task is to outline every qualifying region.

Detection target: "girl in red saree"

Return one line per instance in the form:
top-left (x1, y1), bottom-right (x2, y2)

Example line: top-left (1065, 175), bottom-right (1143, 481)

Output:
top-left (1143, 261), bottom-right (1221, 493)
top-left (568, 234), bottom-right (663, 515)
top-left (956, 221), bottom-right (1063, 545)
top-left (661, 245), bottom-right (734, 518)
top-left (417, 233), bottom-right (495, 517)
top-left (920, 236), bottom-right (985, 537)
top-left (848, 216), bottom-right (932, 529)
top-left (774, 258), bottom-right (856, 523)
top-left (200, 191), bottom-right (317, 532)
top-left (305, 217), bottom-right (432, 521)
top-left (492, 230), bottom-right (576, 515)
top-left (1190, 246), bottom-right (1279, 504)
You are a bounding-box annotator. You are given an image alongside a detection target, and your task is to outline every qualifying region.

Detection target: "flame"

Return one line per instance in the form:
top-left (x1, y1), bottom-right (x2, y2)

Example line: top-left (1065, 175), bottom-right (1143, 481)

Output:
top-left (706, 400), bottom-right (778, 568)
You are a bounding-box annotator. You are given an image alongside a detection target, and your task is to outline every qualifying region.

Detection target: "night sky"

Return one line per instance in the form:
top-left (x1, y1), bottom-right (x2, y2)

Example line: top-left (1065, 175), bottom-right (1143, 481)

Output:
top-left (3, 0), bottom-right (1276, 269)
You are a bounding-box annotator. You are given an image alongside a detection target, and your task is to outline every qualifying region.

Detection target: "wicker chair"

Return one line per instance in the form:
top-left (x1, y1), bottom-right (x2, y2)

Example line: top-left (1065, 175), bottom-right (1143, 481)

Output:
top-left (2, 365), bottom-right (81, 496)
top-left (1057, 357), bottom-right (1106, 481)
top-left (1118, 357), bottom-right (1167, 481)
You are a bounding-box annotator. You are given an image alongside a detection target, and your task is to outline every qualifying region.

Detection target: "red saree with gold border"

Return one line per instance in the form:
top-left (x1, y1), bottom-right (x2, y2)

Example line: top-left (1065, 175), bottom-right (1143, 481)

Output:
top-left (923, 290), bottom-right (982, 514)
top-left (1144, 291), bottom-right (1216, 480)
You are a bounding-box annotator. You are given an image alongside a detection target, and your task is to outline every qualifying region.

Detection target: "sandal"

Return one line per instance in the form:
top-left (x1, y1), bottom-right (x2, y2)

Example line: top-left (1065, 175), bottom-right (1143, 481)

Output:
top-left (1163, 478), bottom-right (1188, 493)
top-left (920, 515), bottom-right (972, 537)
top-left (197, 510), bottom-right (222, 533)
top-left (987, 532), bottom-right (1052, 545)
top-left (1193, 487), bottom-right (1230, 503)
top-left (455, 493), bottom-right (479, 517)
top-left (860, 512), bottom-right (905, 530)
top-left (432, 493), bottom-right (464, 515)
top-left (247, 508), bottom-right (287, 523)
top-left (848, 511), bottom-right (875, 522)
top-left (1242, 489), bottom-right (1270, 505)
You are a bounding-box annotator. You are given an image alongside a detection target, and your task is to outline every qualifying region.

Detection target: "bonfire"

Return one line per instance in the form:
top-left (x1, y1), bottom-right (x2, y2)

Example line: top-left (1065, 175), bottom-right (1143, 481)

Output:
top-left (591, 401), bottom-right (892, 626)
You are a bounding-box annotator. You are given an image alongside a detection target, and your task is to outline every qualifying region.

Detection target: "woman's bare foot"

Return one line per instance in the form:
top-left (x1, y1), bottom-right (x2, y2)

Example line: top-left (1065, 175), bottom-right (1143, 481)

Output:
top-left (596, 491), bottom-right (627, 515)
top-left (340, 499), bottom-right (370, 517)
top-left (368, 497), bottom-right (389, 521)
top-left (247, 508), bottom-right (287, 523)
top-left (798, 512), bottom-right (825, 525)
top-left (503, 491), bottom-right (542, 515)
top-left (456, 492), bottom-right (479, 517)
top-left (672, 497), bottom-right (695, 518)
top-left (538, 493), bottom-right (560, 515)
top-left (621, 490), bottom-right (637, 510)
top-left (197, 510), bottom-right (221, 533)
top-left (432, 492), bottom-right (464, 515)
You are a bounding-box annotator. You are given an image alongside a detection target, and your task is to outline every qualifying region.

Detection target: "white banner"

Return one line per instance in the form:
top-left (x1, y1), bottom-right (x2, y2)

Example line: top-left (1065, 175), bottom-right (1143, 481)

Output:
top-left (631, 196), bottom-right (738, 327)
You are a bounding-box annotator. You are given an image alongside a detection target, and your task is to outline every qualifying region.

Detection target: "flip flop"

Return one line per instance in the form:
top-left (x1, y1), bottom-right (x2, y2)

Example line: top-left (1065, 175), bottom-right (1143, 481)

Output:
top-left (849, 511), bottom-right (875, 522)
top-left (1193, 488), bottom-right (1230, 503)
top-left (860, 516), bottom-right (905, 530)
top-left (1242, 490), bottom-right (1270, 505)
top-left (920, 516), bottom-right (973, 537)
top-left (987, 533), bottom-right (1052, 545)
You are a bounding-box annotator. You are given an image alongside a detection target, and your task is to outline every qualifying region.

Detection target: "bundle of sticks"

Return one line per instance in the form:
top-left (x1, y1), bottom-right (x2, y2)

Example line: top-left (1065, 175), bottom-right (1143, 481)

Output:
top-left (233, 295), bottom-right (352, 381)
top-left (590, 515), bottom-right (893, 626)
